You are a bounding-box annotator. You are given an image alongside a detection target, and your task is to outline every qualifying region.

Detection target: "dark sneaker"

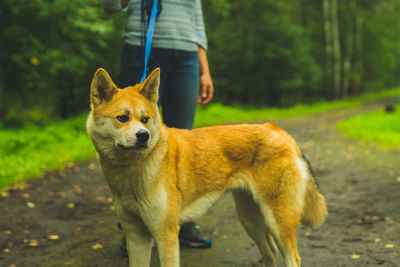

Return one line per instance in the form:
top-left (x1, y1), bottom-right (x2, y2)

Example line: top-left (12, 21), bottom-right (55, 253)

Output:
top-left (179, 221), bottom-right (212, 249)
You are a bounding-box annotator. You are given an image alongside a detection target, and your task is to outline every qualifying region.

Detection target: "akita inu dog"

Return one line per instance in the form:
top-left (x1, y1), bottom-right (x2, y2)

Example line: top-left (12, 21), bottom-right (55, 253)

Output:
top-left (87, 68), bottom-right (327, 267)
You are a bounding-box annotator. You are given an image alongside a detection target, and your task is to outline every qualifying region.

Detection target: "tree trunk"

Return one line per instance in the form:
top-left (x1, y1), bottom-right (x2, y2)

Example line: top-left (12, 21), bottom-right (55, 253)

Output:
top-left (352, 5), bottom-right (363, 95)
top-left (323, 0), bottom-right (334, 99)
top-left (342, 0), bottom-right (356, 96)
top-left (0, 63), bottom-right (5, 122)
top-left (331, 0), bottom-right (341, 99)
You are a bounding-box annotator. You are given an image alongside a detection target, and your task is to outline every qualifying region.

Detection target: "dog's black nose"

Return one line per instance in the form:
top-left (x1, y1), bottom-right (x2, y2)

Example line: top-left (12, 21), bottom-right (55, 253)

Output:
top-left (136, 130), bottom-right (150, 144)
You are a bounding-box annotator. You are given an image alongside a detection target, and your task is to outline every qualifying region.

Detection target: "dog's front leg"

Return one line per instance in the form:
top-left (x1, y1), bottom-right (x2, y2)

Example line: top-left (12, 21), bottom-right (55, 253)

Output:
top-left (155, 218), bottom-right (180, 267)
top-left (120, 214), bottom-right (154, 267)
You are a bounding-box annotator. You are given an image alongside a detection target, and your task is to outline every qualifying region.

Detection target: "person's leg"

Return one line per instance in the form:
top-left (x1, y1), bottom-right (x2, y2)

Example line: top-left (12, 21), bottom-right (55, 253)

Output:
top-left (160, 50), bottom-right (199, 130)
top-left (119, 44), bottom-right (144, 88)
top-left (120, 44), bottom-right (172, 101)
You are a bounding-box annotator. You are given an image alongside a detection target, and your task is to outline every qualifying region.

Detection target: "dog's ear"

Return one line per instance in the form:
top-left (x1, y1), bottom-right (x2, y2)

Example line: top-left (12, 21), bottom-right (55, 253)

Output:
top-left (90, 68), bottom-right (116, 106)
top-left (139, 68), bottom-right (160, 103)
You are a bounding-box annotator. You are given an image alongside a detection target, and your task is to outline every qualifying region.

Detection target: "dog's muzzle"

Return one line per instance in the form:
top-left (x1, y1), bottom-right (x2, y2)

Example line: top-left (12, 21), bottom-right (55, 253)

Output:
top-left (117, 130), bottom-right (150, 150)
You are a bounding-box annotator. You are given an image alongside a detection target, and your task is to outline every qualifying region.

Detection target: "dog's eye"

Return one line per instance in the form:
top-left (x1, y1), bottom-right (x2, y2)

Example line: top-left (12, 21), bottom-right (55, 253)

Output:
top-left (141, 116), bottom-right (150, 124)
top-left (116, 115), bottom-right (129, 123)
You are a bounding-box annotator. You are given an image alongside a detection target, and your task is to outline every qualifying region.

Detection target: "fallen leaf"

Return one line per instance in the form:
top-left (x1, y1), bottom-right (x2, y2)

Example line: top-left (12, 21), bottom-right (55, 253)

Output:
top-left (92, 243), bottom-right (103, 250)
top-left (385, 244), bottom-right (395, 248)
top-left (67, 203), bottom-right (75, 209)
top-left (23, 239), bottom-right (28, 243)
top-left (26, 202), bottom-right (36, 208)
top-left (351, 253), bottom-right (360, 259)
top-left (385, 217), bottom-right (394, 225)
top-left (73, 185), bottom-right (83, 194)
top-left (4, 230), bottom-right (12, 235)
top-left (18, 184), bottom-right (26, 190)
top-left (109, 205), bottom-right (115, 211)
top-left (1, 191), bottom-right (9, 197)
top-left (29, 240), bottom-right (39, 247)
top-left (24, 230), bottom-right (30, 235)
top-left (396, 176), bottom-right (400, 182)
top-left (89, 163), bottom-right (96, 170)
top-left (226, 248), bottom-right (231, 252)
top-left (305, 232), bottom-right (311, 237)
top-left (9, 264), bottom-right (16, 267)
top-left (3, 248), bottom-right (10, 253)
top-left (48, 234), bottom-right (60, 240)
top-left (96, 196), bottom-right (106, 201)
top-left (374, 238), bottom-right (382, 243)
top-left (22, 193), bottom-right (30, 199)
top-left (372, 216), bottom-right (380, 221)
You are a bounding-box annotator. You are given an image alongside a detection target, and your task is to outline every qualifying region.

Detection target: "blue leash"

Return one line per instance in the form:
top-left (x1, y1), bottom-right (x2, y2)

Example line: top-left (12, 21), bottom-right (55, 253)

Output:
top-left (140, 0), bottom-right (160, 83)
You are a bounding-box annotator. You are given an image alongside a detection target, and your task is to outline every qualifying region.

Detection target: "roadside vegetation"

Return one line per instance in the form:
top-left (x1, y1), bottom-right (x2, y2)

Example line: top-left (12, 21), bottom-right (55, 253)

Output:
top-left (337, 104), bottom-right (400, 147)
top-left (194, 87), bottom-right (400, 126)
top-left (1, 87), bottom-right (400, 191)
top-left (0, 116), bottom-right (94, 190)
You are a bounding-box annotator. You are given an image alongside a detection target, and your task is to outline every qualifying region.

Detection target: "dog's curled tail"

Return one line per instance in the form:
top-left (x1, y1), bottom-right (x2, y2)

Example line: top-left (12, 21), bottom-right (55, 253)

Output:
top-left (301, 158), bottom-right (328, 228)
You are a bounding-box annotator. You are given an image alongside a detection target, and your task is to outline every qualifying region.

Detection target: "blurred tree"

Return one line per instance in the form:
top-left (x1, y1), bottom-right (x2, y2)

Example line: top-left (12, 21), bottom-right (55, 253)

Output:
top-left (341, 0), bottom-right (356, 97)
top-left (1, 0), bottom-right (400, 125)
top-left (203, 0), bottom-right (321, 106)
top-left (323, 0), bottom-right (334, 99)
top-left (203, 0), bottom-right (400, 104)
top-left (0, 0), bottom-right (124, 125)
top-left (361, 1), bottom-right (400, 91)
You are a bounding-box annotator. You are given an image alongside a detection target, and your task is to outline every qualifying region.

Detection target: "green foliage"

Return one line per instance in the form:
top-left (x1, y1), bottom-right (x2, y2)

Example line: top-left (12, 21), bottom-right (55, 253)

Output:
top-left (195, 87), bottom-right (400, 127)
top-left (361, 2), bottom-right (400, 91)
top-left (1, 0), bottom-right (400, 123)
top-left (0, 115), bottom-right (94, 189)
top-left (0, 0), bottom-right (124, 125)
top-left (338, 105), bottom-right (400, 146)
top-left (203, 0), bottom-right (321, 106)
top-left (201, 0), bottom-right (400, 105)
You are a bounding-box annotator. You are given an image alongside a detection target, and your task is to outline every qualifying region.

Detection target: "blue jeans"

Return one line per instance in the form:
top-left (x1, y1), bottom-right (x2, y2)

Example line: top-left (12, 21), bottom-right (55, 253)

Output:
top-left (119, 44), bottom-right (199, 130)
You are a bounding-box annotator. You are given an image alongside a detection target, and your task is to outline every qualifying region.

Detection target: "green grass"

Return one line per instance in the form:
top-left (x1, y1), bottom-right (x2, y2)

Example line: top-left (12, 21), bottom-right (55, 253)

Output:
top-left (337, 105), bottom-right (400, 146)
top-left (1, 86), bottom-right (400, 191)
top-left (0, 115), bottom-right (95, 190)
top-left (194, 87), bottom-right (400, 127)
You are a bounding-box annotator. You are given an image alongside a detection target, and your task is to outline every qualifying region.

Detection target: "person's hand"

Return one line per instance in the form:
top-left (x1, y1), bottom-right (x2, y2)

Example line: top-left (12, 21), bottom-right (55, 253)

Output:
top-left (198, 73), bottom-right (214, 104)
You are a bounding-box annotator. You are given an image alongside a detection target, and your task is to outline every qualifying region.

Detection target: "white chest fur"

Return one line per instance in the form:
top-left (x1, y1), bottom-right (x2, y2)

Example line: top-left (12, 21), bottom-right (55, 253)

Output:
top-left (179, 192), bottom-right (223, 222)
top-left (101, 162), bottom-right (168, 227)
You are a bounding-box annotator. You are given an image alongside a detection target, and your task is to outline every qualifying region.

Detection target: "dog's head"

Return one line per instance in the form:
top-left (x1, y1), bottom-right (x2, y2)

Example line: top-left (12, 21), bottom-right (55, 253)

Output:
top-left (87, 68), bottom-right (162, 162)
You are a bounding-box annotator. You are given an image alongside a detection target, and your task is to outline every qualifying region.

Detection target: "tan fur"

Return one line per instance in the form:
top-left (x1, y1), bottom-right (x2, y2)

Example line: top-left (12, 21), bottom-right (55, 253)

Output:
top-left (87, 68), bottom-right (327, 267)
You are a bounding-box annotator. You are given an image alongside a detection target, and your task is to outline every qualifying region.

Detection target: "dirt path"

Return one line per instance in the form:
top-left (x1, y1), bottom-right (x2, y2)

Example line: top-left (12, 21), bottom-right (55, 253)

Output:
top-left (1, 103), bottom-right (400, 267)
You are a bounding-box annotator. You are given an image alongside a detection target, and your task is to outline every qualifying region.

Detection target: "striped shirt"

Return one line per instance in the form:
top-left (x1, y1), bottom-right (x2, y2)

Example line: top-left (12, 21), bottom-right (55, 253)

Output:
top-left (101, 0), bottom-right (207, 51)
